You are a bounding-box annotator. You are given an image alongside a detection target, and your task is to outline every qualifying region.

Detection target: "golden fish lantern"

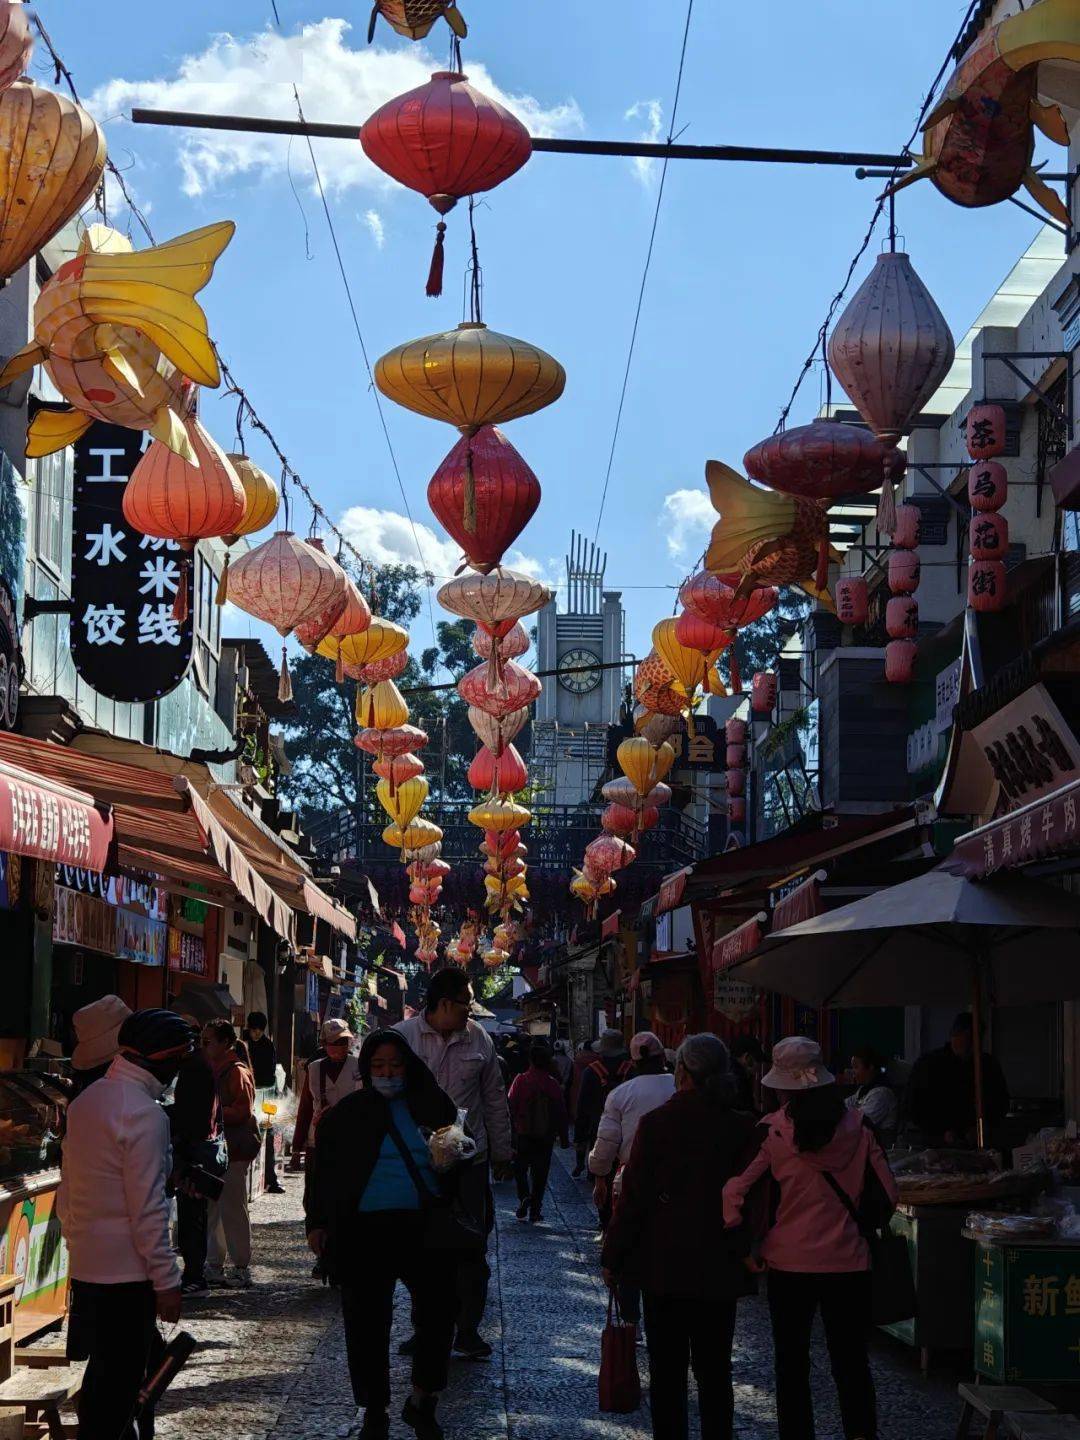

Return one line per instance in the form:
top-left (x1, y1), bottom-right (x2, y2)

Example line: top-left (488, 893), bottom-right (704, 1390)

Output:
top-left (469, 796), bottom-right (532, 832)
top-left (704, 462), bottom-right (837, 602)
top-left (375, 322), bottom-right (565, 434)
top-left (368, 0), bottom-right (467, 41)
top-left (318, 617), bottom-right (408, 672)
top-left (0, 82), bottom-right (106, 284)
top-left (376, 775), bottom-right (429, 829)
top-left (356, 679), bottom-right (410, 732)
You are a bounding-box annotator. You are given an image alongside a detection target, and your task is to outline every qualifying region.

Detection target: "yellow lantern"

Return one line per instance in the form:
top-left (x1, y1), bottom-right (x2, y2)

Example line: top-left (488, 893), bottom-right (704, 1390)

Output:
top-left (376, 776), bottom-right (428, 829)
top-left (375, 322), bottom-right (565, 433)
top-left (650, 742), bottom-right (676, 785)
top-left (469, 796), bottom-right (532, 832)
top-left (357, 679), bottom-right (410, 731)
top-left (383, 817), bottom-right (443, 850)
top-left (225, 456), bottom-right (280, 542)
top-left (320, 617), bottom-right (409, 670)
top-left (617, 737), bottom-right (657, 798)
top-left (653, 618), bottom-right (709, 699)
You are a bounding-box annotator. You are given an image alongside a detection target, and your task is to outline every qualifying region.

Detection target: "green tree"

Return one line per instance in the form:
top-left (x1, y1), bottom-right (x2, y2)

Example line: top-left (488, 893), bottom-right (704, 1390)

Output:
top-left (724, 589), bottom-right (812, 685)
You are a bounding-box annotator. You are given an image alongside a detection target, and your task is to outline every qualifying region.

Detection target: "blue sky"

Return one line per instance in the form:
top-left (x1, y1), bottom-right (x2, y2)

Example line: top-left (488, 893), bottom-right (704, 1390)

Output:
top-left (47, 0), bottom-right (1051, 664)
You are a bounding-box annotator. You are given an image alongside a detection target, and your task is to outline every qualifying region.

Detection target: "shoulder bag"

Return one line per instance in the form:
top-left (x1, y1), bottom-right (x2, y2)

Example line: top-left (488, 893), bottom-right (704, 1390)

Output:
top-left (384, 1114), bottom-right (484, 1254)
top-left (218, 1061), bottom-right (262, 1165)
top-left (821, 1158), bottom-right (915, 1327)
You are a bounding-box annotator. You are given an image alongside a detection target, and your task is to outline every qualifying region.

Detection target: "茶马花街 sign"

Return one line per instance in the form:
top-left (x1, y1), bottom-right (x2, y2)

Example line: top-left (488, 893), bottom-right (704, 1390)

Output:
top-left (70, 421), bottom-right (194, 704)
top-left (0, 762), bottom-right (112, 869)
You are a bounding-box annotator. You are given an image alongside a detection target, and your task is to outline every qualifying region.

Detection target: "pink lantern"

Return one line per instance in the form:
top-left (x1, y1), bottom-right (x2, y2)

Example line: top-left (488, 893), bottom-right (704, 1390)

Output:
top-left (372, 751), bottom-right (426, 787)
top-left (885, 639), bottom-right (917, 683)
top-left (968, 560), bottom-right (1007, 613)
top-left (835, 576), bottom-right (869, 627)
top-left (888, 550), bottom-right (920, 595)
top-left (679, 573), bottom-right (778, 630)
top-left (726, 768), bottom-right (746, 797)
top-left (886, 596), bottom-right (919, 639)
top-left (725, 717), bottom-right (747, 745)
top-left (968, 461), bottom-right (1008, 513)
top-left (584, 835), bottom-right (636, 876)
top-left (725, 743), bottom-right (746, 768)
top-left (892, 505), bottom-right (921, 550)
top-left (347, 648), bottom-right (410, 686)
top-left (751, 671), bottom-right (777, 714)
top-left (468, 743), bottom-right (528, 793)
top-left (472, 620), bottom-right (529, 662)
top-left (729, 797), bottom-right (746, 824)
top-left (969, 512), bottom-right (1008, 561)
top-left (458, 660), bottom-right (541, 718)
top-left (409, 884), bottom-right (429, 905)
top-left (355, 723), bottom-right (430, 757)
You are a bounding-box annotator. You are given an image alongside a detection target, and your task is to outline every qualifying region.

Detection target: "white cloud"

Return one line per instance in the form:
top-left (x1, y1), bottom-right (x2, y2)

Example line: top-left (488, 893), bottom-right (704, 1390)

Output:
top-left (625, 99), bottom-right (663, 186)
top-left (661, 488), bottom-right (714, 561)
top-left (90, 19), bottom-right (584, 199)
top-left (363, 208), bottom-right (385, 248)
top-left (338, 504), bottom-right (461, 578)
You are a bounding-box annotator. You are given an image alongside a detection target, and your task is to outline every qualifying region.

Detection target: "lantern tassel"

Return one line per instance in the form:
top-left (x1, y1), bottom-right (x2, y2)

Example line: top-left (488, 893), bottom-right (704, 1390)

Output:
top-left (426, 221), bottom-right (447, 298)
top-left (215, 552), bottom-right (230, 607)
top-left (354, 684), bottom-right (363, 727)
top-left (278, 645), bottom-right (293, 704)
top-left (877, 459), bottom-right (898, 536)
top-left (463, 438), bottom-right (477, 535)
top-left (335, 650), bottom-right (344, 685)
top-left (728, 637), bottom-right (741, 696)
top-left (172, 559), bottom-right (190, 623)
top-left (815, 536), bottom-right (829, 594)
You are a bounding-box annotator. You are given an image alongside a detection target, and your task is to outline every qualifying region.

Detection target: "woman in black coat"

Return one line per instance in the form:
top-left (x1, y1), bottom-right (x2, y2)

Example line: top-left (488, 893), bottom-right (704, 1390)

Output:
top-left (602, 1033), bottom-right (755, 1440)
top-left (306, 1029), bottom-right (458, 1440)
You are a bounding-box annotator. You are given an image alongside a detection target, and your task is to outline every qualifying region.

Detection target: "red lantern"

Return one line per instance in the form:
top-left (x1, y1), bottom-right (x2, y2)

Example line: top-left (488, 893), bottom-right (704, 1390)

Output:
top-left (679, 573), bottom-right (777, 630)
top-left (468, 743), bottom-right (528, 793)
top-left (726, 768), bottom-right (746, 797)
top-left (729, 797), bottom-right (747, 824)
top-left (601, 803), bottom-right (636, 836)
top-left (968, 461), bottom-right (1008, 513)
top-left (966, 404), bottom-right (1007, 460)
top-left (674, 610), bottom-right (731, 655)
top-left (372, 751), bottom-right (426, 787)
top-left (751, 671), bottom-right (777, 714)
top-left (888, 550), bottom-right (920, 595)
top-left (891, 504), bottom-right (921, 551)
top-left (725, 717), bottom-right (747, 745)
top-left (968, 559), bottom-right (1007, 613)
top-left (355, 723), bottom-right (430, 757)
top-left (359, 71), bottom-right (532, 295)
top-left (409, 884), bottom-right (429, 906)
top-left (969, 512), bottom-right (1009, 562)
top-left (835, 576), bottom-right (869, 627)
top-left (743, 418), bottom-right (905, 501)
top-left (348, 648), bottom-right (410, 686)
top-left (886, 596), bottom-right (919, 639)
top-left (457, 660), bottom-right (541, 718)
top-left (726, 743), bottom-right (746, 768)
top-left (584, 835), bottom-right (635, 876)
top-left (885, 639), bottom-right (917, 684)
top-left (123, 419), bottom-right (245, 551)
top-left (428, 425), bottom-right (540, 573)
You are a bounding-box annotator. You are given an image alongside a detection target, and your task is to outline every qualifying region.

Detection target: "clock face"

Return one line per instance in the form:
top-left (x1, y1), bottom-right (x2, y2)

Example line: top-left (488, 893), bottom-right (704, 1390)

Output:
top-left (558, 648), bottom-right (602, 695)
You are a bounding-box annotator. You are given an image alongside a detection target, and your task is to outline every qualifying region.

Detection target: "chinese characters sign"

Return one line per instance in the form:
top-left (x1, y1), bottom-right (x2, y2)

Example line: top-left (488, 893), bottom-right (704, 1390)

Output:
top-left (71, 421), bottom-right (193, 703)
top-left (0, 768), bottom-right (112, 869)
top-left (971, 684), bottom-right (1080, 813)
top-left (974, 1240), bottom-right (1080, 1383)
top-left (949, 777), bottom-right (1080, 878)
top-left (710, 912), bottom-right (767, 974)
top-left (167, 926), bottom-right (207, 975)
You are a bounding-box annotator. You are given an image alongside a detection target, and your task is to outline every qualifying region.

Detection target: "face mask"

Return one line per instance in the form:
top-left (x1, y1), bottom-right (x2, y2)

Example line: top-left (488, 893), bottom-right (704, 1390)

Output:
top-left (371, 1076), bottom-right (406, 1099)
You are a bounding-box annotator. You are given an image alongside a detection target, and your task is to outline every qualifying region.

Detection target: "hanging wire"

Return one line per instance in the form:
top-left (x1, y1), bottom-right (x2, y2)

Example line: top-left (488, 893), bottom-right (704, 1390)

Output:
top-left (593, 0), bottom-right (695, 543)
top-left (464, 196), bottom-right (483, 325)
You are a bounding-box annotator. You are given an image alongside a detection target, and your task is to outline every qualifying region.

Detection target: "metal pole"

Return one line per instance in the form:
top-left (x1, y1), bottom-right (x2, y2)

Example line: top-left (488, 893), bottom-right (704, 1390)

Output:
top-left (129, 108), bottom-right (914, 170)
top-left (971, 958), bottom-right (987, 1151)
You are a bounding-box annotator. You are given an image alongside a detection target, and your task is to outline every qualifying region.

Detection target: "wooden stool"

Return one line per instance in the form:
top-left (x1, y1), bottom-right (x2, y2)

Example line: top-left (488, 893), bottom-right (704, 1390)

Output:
top-left (955, 1384), bottom-right (1055, 1440)
top-left (0, 1362), bottom-right (84, 1440)
top-left (1003, 1416), bottom-right (1078, 1439)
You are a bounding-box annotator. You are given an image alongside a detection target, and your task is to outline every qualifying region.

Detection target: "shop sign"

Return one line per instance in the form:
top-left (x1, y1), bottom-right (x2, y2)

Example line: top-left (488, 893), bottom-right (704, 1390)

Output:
top-left (53, 885), bottom-right (117, 954)
top-left (711, 912), bottom-right (768, 974)
top-left (713, 972), bottom-right (759, 1022)
top-left (772, 870), bottom-right (825, 932)
top-left (907, 721), bottom-right (941, 775)
top-left (0, 765), bottom-right (112, 870)
top-left (973, 1239), bottom-right (1080, 1383)
top-left (56, 865), bottom-right (167, 921)
top-left (935, 659), bottom-right (962, 733)
top-left (116, 910), bottom-right (167, 967)
top-left (949, 777), bottom-right (1080, 878)
top-left (971, 684), bottom-right (1080, 811)
top-left (70, 421), bottom-right (193, 703)
top-left (168, 927), bottom-right (207, 976)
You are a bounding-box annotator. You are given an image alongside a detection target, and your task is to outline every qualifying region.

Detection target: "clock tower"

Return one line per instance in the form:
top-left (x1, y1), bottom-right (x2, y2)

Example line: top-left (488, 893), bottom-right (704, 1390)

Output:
top-left (533, 532), bottom-right (625, 807)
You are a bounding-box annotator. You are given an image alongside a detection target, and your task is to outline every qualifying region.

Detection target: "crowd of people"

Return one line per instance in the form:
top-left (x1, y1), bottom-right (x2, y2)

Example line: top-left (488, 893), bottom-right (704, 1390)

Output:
top-left (53, 972), bottom-right (1005, 1440)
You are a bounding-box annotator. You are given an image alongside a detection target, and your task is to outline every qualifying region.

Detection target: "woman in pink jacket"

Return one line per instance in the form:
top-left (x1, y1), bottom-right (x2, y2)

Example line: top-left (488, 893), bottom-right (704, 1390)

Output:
top-left (723, 1037), bottom-right (898, 1440)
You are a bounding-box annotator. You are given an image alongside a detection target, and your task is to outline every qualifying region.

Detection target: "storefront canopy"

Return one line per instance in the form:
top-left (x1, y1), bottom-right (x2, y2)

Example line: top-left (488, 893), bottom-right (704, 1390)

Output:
top-left (945, 777), bottom-right (1080, 880)
top-left (0, 756), bottom-right (113, 869)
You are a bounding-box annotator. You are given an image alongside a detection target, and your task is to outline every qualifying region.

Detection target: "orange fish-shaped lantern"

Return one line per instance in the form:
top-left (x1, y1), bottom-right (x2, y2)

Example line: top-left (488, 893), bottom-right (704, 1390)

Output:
top-left (367, 0), bottom-right (466, 41)
top-left (704, 462), bottom-right (839, 604)
top-left (0, 221), bottom-right (234, 461)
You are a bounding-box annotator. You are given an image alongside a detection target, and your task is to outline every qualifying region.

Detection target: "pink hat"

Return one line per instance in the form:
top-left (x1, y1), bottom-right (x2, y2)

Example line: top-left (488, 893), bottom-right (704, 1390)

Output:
top-left (762, 1036), bottom-right (835, 1091)
top-left (630, 1031), bottom-right (665, 1061)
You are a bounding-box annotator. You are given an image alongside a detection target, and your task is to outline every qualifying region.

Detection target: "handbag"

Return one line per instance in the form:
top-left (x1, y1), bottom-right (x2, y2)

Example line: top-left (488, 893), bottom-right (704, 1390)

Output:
top-left (384, 1116), bottom-right (485, 1254)
top-left (598, 1291), bottom-right (640, 1414)
top-left (821, 1161), bottom-right (916, 1326)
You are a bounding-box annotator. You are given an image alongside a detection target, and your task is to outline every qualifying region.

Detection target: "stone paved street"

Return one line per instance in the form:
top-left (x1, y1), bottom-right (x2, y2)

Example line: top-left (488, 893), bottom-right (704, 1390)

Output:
top-left (156, 1152), bottom-right (959, 1439)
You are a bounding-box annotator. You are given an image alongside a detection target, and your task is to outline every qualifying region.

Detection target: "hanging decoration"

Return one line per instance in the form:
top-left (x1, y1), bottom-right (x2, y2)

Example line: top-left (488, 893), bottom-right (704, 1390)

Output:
top-left (428, 426), bottom-right (541, 568)
top-left (438, 571), bottom-right (552, 641)
top-left (634, 707), bottom-right (684, 747)
top-left (458, 660), bottom-right (542, 717)
top-left (744, 419), bottom-right (906, 502)
top-left (751, 671), bottom-right (777, 715)
top-left (883, 497), bottom-right (922, 683)
top-left (467, 703), bottom-right (530, 755)
top-left (348, 648), bottom-right (409, 686)
top-left (360, 71), bottom-right (532, 295)
top-left (0, 3), bottom-right (32, 91)
top-left (468, 743), bottom-right (528, 795)
top-left (0, 222), bottom-right (234, 459)
top-left (885, 640), bottom-right (917, 684)
top-left (828, 250), bottom-right (955, 533)
top-left (317, 616), bottom-right (409, 672)
top-left (704, 462), bottom-right (838, 600)
top-left (357, 679), bottom-right (410, 733)
top-left (224, 456), bottom-right (280, 543)
top-left (965, 402), bottom-right (1009, 616)
top-left (122, 416), bottom-right (245, 551)
top-left (891, 504), bottom-right (922, 551)
top-left (966, 404), bottom-right (1008, 460)
top-left (968, 460), bottom-right (1009, 512)
top-left (725, 713), bottom-right (748, 836)
top-left (367, 0), bottom-right (467, 42)
top-left (0, 80), bottom-right (106, 287)
top-left (835, 576), bottom-right (869, 627)
top-left (883, 1), bottom-right (1079, 225)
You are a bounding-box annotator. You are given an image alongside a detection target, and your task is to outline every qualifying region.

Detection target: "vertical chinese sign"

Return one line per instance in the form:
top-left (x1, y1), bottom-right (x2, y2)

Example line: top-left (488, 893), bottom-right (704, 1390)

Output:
top-left (70, 421), bottom-right (194, 702)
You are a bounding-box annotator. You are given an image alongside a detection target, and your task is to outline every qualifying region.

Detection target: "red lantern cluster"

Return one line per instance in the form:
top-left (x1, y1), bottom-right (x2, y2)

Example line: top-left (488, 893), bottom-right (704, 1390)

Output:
top-left (965, 404), bottom-right (1008, 615)
top-left (885, 499), bottom-right (921, 684)
top-left (726, 715), bottom-right (748, 834)
top-left (751, 671), bottom-right (777, 715)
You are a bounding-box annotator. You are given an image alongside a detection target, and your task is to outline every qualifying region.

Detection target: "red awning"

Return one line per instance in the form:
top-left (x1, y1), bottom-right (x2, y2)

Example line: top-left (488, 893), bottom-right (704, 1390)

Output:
top-left (658, 867), bottom-right (690, 914)
top-left (711, 912), bottom-right (768, 974)
top-left (0, 757), bottom-right (113, 869)
top-left (601, 909), bottom-right (622, 939)
top-left (689, 809), bottom-right (917, 891)
top-left (946, 776), bottom-right (1080, 878)
top-left (772, 870), bottom-right (827, 932)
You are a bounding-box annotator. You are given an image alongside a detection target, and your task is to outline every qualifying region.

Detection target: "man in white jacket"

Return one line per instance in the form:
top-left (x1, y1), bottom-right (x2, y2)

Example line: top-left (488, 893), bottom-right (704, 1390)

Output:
top-left (60, 1008), bottom-right (196, 1440)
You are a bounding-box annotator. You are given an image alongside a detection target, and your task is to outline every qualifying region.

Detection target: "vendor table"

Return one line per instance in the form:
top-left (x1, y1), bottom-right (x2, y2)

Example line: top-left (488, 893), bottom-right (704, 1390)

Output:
top-left (967, 1232), bottom-right (1080, 1385)
top-left (881, 1204), bottom-right (974, 1370)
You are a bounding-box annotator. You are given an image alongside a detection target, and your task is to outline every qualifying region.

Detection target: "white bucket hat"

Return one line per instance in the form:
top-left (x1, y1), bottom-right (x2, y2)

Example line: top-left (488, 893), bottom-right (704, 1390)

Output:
top-left (762, 1036), bottom-right (835, 1091)
top-left (72, 995), bottom-right (132, 1071)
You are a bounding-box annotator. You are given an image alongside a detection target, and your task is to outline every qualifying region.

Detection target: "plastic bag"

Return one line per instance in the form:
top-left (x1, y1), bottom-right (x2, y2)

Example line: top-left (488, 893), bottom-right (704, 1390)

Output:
top-left (427, 1108), bottom-right (478, 1172)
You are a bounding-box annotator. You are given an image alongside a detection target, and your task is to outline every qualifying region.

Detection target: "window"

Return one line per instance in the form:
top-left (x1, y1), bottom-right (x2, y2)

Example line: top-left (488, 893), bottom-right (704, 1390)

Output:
top-left (32, 449), bottom-right (72, 581)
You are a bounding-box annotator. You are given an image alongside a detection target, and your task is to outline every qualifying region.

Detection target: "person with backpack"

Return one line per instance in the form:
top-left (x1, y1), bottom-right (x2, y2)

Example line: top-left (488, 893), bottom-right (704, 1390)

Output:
top-left (201, 1021), bottom-right (260, 1289)
top-left (575, 1030), bottom-right (633, 1223)
top-left (508, 1043), bottom-right (570, 1224)
top-left (723, 1037), bottom-right (899, 1440)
